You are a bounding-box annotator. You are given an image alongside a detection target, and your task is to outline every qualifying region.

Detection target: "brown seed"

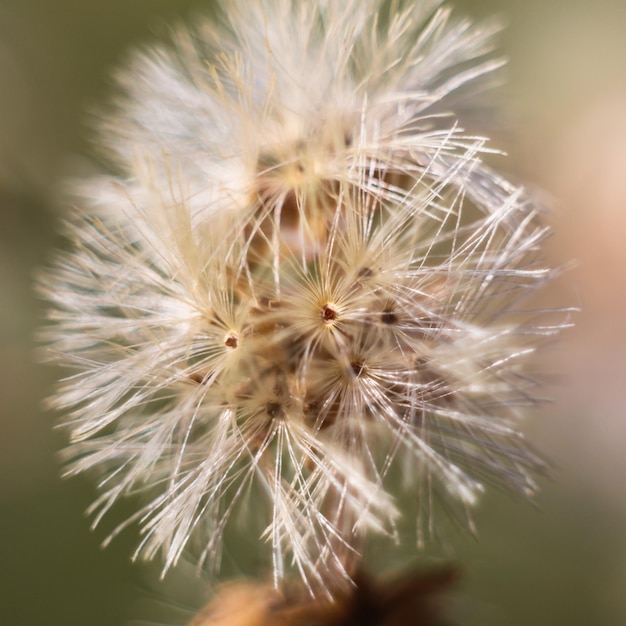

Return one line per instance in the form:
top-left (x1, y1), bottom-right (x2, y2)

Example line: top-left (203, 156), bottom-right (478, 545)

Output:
top-left (225, 334), bottom-right (239, 349)
top-left (266, 402), bottom-right (284, 419)
top-left (381, 309), bottom-right (397, 325)
top-left (321, 304), bottom-right (338, 323)
top-left (350, 361), bottom-right (364, 377)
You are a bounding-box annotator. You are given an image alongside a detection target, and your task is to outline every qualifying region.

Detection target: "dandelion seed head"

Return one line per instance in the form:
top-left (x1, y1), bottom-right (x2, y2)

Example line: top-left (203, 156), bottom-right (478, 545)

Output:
top-left (39, 0), bottom-right (564, 596)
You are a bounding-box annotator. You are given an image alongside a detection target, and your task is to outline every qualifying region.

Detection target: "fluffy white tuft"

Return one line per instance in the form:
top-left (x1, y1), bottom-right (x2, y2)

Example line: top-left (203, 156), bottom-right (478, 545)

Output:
top-left (40, 0), bottom-right (563, 596)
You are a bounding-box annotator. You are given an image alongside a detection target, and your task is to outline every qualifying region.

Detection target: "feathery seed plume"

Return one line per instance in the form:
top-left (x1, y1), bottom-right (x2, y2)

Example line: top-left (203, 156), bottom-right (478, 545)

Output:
top-left (40, 0), bottom-right (561, 597)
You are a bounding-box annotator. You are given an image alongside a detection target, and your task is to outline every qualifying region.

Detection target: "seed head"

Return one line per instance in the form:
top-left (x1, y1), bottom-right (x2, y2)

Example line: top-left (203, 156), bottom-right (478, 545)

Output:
top-left (39, 0), bottom-right (563, 596)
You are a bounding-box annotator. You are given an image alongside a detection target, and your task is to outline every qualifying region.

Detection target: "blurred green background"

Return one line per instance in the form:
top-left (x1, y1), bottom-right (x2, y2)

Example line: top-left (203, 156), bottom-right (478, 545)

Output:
top-left (1, 1), bottom-right (626, 624)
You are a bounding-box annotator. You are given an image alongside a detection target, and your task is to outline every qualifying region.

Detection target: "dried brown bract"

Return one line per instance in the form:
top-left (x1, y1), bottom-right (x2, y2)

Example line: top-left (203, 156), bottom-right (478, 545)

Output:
top-left (191, 567), bottom-right (458, 626)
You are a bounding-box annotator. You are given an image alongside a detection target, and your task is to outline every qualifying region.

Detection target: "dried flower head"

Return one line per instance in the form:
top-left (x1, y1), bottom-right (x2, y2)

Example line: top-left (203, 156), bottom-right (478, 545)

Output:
top-left (40, 0), bottom-right (561, 596)
top-left (189, 566), bottom-right (457, 626)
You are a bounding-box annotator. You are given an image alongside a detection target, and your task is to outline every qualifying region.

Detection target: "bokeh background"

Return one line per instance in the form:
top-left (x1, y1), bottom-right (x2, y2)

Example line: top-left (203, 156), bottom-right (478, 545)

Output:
top-left (1, 1), bottom-right (625, 624)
